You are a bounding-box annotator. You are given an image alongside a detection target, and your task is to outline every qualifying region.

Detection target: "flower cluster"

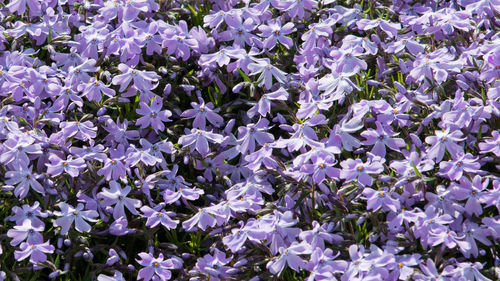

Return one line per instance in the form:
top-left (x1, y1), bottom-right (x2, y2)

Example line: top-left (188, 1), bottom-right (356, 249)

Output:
top-left (0, 0), bottom-right (499, 280)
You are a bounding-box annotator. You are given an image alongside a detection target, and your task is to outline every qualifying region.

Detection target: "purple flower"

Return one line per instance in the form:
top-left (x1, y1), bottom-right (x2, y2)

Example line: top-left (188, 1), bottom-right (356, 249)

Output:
top-left (140, 205), bottom-right (179, 230)
top-left (135, 98), bottom-right (172, 133)
top-left (237, 118), bottom-right (274, 155)
top-left (136, 252), bottom-right (179, 281)
top-left (111, 63), bottom-right (160, 92)
top-left (180, 97), bottom-right (224, 129)
top-left (266, 242), bottom-right (311, 275)
top-left (362, 188), bottom-right (401, 212)
top-left (259, 19), bottom-right (295, 50)
top-left (339, 157), bottom-right (384, 187)
top-left (0, 135), bottom-right (42, 166)
top-left (425, 128), bottom-right (465, 162)
top-left (330, 46), bottom-right (367, 76)
top-left (194, 248), bottom-right (234, 280)
top-left (79, 77), bottom-right (115, 103)
top-left (299, 221), bottom-right (342, 250)
top-left (222, 219), bottom-right (266, 252)
top-left (248, 58), bottom-right (288, 90)
top-left (300, 153), bottom-right (340, 184)
top-left (451, 176), bottom-right (489, 216)
top-left (60, 120), bottom-right (97, 143)
top-left (109, 217), bottom-right (135, 236)
top-left (7, 219), bottom-right (44, 246)
top-left (46, 155), bottom-right (86, 177)
top-left (97, 145), bottom-right (129, 181)
top-left (162, 20), bottom-right (198, 61)
top-left (478, 130), bottom-right (500, 156)
top-left (126, 141), bottom-right (162, 167)
top-left (53, 202), bottom-right (98, 235)
top-left (356, 18), bottom-right (401, 37)
top-left (97, 271), bottom-right (125, 281)
top-left (178, 128), bottom-right (225, 157)
top-left (14, 240), bottom-right (54, 264)
top-left (278, 0), bottom-right (318, 19)
top-left (6, 0), bottom-right (42, 17)
top-left (361, 122), bottom-right (406, 158)
top-left (98, 181), bottom-right (142, 220)
top-left (7, 202), bottom-right (47, 228)
top-left (438, 152), bottom-right (480, 181)
top-left (218, 15), bottom-right (259, 47)
top-left (182, 208), bottom-right (217, 232)
top-left (248, 87), bottom-right (289, 118)
top-left (5, 164), bottom-right (44, 199)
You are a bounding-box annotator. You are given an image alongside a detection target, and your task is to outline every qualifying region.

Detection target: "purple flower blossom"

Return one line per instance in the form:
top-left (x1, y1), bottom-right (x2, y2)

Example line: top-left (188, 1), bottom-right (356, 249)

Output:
top-left (53, 202), bottom-right (98, 235)
top-left (180, 97), bottom-right (224, 129)
top-left (136, 252), bottom-right (179, 281)
top-left (136, 98), bottom-right (172, 133)
top-left (248, 58), bottom-right (288, 90)
top-left (340, 157), bottom-right (384, 187)
top-left (425, 128), bottom-right (465, 162)
top-left (267, 242), bottom-right (311, 275)
top-left (259, 19), bottom-right (295, 50)
top-left (140, 205), bottom-right (179, 230)
top-left (178, 128), bottom-right (225, 157)
top-left (14, 241), bottom-right (55, 264)
top-left (438, 152), bottom-right (480, 181)
top-left (98, 181), bottom-right (142, 220)
top-left (5, 164), bottom-right (44, 199)
top-left (361, 122), bottom-right (406, 158)
top-left (46, 155), bottom-right (86, 177)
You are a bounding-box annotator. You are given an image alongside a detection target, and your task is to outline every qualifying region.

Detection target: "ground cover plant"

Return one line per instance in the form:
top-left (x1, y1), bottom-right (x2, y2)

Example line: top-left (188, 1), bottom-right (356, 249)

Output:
top-left (0, 0), bottom-right (499, 280)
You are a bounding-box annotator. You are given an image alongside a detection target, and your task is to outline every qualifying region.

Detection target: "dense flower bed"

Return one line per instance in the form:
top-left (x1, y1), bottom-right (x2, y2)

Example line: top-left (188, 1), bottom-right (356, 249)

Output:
top-left (0, 0), bottom-right (499, 280)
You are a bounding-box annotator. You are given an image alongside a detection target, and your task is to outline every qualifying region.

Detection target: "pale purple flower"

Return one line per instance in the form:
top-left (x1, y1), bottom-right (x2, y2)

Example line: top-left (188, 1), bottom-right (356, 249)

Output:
top-left (478, 130), bottom-right (500, 156)
top-left (438, 153), bottom-right (480, 181)
top-left (53, 202), bottom-right (98, 235)
top-left (178, 128), bottom-right (225, 157)
top-left (361, 122), bottom-right (406, 158)
top-left (237, 118), bottom-right (274, 155)
top-left (5, 164), bottom-right (44, 199)
top-left (135, 98), bottom-right (172, 133)
top-left (46, 155), bottom-right (86, 177)
top-left (98, 181), bottom-right (142, 220)
top-left (140, 205), bottom-right (179, 230)
top-left (136, 252), bottom-right (178, 281)
top-left (362, 188), bottom-right (401, 212)
top-left (7, 219), bottom-right (44, 246)
top-left (267, 242), bottom-right (311, 275)
top-left (259, 19), bottom-right (295, 50)
top-left (299, 221), bottom-right (342, 250)
top-left (111, 63), bottom-right (160, 92)
top-left (425, 128), bottom-right (465, 162)
top-left (180, 97), bottom-right (224, 129)
top-left (340, 157), bottom-right (384, 187)
top-left (248, 58), bottom-right (288, 90)
top-left (7, 202), bottom-right (47, 228)
top-left (14, 240), bottom-right (54, 264)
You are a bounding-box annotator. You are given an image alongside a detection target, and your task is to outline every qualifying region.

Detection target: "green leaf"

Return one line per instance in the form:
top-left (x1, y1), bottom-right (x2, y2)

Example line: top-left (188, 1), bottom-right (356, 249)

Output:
top-left (411, 161), bottom-right (422, 178)
top-left (237, 68), bottom-right (251, 83)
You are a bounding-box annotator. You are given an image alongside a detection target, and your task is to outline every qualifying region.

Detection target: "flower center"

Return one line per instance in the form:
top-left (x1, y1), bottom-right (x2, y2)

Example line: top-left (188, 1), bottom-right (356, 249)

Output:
top-left (73, 211), bottom-right (78, 215)
top-left (457, 161), bottom-right (462, 166)
top-left (63, 162), bottom-right (68, 166)
top-left (320, 163), bottom-right (324, 168)
top-left (379, 192), bottom-right (384, 196)
top-left (357, 166), bottom-right (363, 171)
top-left (441, 137), bottom-right (446, 142)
